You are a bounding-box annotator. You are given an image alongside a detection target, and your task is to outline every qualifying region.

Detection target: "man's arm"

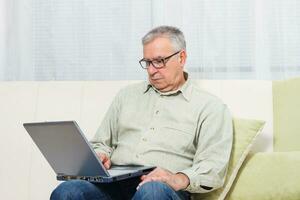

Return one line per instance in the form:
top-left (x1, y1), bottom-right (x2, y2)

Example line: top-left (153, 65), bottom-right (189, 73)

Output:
top-left (179, 101), bottom-right (233, 193)
top-left (90, 90), bottom-right (123, 158)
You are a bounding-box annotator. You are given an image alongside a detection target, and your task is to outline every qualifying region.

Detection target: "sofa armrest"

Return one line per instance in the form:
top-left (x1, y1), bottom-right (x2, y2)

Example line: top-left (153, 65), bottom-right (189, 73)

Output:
top-left (226, 151), bottom-right (300, 200)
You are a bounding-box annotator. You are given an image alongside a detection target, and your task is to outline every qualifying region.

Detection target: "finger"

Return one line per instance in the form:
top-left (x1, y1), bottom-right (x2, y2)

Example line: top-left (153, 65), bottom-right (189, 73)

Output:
top-left (144, 168), bottom-right (159, 177)
top-left (140, 175), bottom-right (146, 180)
top-left (98, 153), bottom-right (109, 163)
top-left (103, 160), bottom-right (111, 169)
top-left (140, 173), bottom-right (153, 181)
top-left (147, 176), bottom-right (163, 183)
top-left (136, 177), bottom-right (154, 190)
top-left (97, 153), bottom-right (105, 161)
top-left (137, 176), bottom-right (167, 190)
top-left (103, 162), bottom-right (109, 169)
top-left (102, 155), bottom-right (109, 162)
top-left (97, 153), bottom-right (111, 169)
top-left (152, 176), bottom-right (165, 182)
top-left (141, 172), bottom-right (162, 182)
top-left (140, 169), bottom-right (155, 180)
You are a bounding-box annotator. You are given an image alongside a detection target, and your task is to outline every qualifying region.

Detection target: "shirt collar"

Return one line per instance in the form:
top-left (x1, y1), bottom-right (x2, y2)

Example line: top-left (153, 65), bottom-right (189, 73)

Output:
top-left (143, 72), bottom-right (193, 102)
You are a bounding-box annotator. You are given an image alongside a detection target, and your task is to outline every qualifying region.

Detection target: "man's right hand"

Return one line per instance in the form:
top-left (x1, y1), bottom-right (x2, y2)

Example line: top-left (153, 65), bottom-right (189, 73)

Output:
top-left (96, 153), bottom-right (111, 169)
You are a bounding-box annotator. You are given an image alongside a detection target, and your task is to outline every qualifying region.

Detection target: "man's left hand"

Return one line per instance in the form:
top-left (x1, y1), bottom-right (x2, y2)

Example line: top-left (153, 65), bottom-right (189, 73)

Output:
top-left (137, 167), bottom-right (190, 191)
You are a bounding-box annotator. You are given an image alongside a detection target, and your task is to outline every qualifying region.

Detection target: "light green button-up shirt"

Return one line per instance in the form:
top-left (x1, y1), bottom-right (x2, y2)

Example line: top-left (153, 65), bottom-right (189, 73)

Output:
top-left (91, 76), bottom-right (233, 193)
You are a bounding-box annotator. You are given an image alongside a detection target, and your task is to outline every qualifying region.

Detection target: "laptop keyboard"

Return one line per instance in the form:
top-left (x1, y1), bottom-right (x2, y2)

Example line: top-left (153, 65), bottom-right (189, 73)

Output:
top-left (107, 166), bottom-right (146, 176)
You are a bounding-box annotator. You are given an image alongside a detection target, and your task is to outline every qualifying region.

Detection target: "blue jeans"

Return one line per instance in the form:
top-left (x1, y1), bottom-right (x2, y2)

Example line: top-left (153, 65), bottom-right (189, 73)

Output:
top-left (50, 178), bottom-right (190, 200)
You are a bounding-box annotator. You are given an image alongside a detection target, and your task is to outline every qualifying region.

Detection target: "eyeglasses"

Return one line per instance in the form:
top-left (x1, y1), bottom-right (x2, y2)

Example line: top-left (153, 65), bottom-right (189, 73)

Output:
top-left (139, 51), bottom-right (181, 69)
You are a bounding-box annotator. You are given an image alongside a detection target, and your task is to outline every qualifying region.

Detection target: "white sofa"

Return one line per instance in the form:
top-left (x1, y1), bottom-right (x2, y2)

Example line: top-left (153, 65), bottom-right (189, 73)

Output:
top-left (0, 80), bottom-right (274, 200)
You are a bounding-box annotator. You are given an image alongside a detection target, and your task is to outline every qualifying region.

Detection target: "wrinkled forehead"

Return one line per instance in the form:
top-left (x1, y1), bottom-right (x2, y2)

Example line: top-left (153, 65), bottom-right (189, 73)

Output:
top-left (143, 37), bottom-right (175, 59)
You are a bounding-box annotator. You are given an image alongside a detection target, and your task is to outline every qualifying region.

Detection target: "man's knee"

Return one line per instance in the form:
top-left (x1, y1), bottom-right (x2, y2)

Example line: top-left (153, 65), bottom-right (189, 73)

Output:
top-left (50, 180), bottom-right (101, 200)
top-left (133, 181), bottom-right (176, 200)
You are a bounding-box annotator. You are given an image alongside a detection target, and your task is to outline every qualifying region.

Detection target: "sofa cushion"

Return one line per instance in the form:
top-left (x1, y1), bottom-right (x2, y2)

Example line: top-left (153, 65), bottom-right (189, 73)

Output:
top-left (226, 151), bottom-right (300, 200)
top-left (273, 77), bottom-right (300, 151)
top-left (192, 118), bottom-right (265, 200)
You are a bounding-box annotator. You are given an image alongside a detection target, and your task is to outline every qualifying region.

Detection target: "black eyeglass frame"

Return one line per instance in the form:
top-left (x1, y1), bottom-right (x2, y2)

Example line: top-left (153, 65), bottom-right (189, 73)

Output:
top-left (139, 51), bottom-right (181, 69)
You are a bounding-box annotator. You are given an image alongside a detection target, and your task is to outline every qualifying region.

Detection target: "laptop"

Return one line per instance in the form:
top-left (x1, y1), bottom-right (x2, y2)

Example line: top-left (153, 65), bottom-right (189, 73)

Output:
top-left (23, 121), bottom-right (155, 183)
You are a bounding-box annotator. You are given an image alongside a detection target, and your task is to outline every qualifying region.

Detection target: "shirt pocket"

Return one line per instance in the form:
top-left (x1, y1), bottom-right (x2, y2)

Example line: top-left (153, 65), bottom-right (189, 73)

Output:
top-left (154, 123), bottom-right (195, 154)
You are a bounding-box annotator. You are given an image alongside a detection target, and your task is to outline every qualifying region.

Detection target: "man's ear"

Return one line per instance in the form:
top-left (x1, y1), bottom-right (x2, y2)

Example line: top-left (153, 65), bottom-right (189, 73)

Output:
top-left (178, 50), bottom-right (187, 66)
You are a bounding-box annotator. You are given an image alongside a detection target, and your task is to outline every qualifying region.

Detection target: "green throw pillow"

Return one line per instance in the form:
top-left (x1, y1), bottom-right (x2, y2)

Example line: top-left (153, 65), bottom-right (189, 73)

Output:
top-left (192, 118), bottom-right (265, 200)
top-left (226, 151), bottom-right (300, 200)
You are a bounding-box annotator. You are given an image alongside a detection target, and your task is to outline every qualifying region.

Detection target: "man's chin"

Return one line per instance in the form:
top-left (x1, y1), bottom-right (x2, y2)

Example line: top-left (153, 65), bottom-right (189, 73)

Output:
top-left (150, 81), bottom-right (163, 89)
top-left (151, 83), bottom-right (168, 92)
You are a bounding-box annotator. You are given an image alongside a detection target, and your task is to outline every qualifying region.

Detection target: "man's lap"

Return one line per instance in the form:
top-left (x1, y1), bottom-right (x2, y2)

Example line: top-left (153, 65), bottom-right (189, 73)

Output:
top-left (50, 178), bottom-right (190, 200)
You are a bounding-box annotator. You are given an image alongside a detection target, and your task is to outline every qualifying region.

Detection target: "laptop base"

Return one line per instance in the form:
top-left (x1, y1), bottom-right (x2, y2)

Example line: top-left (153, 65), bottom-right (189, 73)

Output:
top-left (57, 166), bottom-right (155, 183)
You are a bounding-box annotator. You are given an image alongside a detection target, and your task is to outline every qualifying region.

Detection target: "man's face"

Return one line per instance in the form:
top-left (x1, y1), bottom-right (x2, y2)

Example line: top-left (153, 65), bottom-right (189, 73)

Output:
top-left (143, 37), bottom-right (186, 92)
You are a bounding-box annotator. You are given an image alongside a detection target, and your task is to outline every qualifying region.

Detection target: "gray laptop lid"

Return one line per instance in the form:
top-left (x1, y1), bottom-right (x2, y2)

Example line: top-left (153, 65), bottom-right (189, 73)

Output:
top-left (24, 121), bottom-right (109, 177)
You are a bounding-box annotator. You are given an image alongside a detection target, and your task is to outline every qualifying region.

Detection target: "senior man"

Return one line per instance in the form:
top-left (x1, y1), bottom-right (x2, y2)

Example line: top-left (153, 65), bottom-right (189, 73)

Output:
top-left (51, 26), bottom-right (233, 200)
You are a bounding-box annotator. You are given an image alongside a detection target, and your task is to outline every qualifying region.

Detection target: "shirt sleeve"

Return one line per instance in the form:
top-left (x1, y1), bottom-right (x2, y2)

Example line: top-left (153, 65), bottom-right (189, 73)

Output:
top-left (178, 100), bottom-right (233, 193)
top-left (89, 89), bottom-right (123, 157)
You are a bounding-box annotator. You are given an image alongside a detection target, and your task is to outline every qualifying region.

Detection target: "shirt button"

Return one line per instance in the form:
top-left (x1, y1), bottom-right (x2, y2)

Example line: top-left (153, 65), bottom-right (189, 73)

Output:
top-left (155, 110), bottom-right (159, 114)
top-left (142, 138), bottom-right (147, 142)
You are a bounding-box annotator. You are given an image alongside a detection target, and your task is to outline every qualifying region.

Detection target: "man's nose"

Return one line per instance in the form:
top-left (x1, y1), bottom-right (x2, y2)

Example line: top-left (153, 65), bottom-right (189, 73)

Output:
top-left (147, 64), bottom-right (158, 74)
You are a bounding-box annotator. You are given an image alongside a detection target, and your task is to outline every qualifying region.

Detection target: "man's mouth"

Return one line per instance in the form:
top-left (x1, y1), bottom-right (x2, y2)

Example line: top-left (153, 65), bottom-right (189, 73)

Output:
top-left (150, 75), bottom-right (163, 81)
top-left (151, 78), bottom-right (161, 81)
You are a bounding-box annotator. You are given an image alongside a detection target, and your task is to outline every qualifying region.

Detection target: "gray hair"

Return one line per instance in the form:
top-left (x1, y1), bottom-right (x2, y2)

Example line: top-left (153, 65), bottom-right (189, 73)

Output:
top-left (142, 26), bottom-right (186, 51)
